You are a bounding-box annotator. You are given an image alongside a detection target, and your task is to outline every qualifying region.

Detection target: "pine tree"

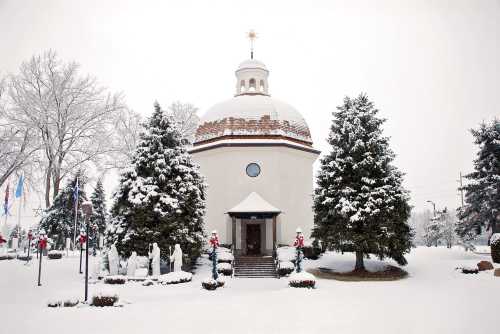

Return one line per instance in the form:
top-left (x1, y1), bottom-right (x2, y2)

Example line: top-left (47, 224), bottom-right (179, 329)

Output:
top-left (312, 94), bottom-right (413, 271)
top-left (90, 179), bottom-right (107, 249)
top-left (39, 170), bottom-right (87, 249)
top-left (456, 119), bottom-right (500, 241)
top-left (107, 102), bottom-right (206, 262)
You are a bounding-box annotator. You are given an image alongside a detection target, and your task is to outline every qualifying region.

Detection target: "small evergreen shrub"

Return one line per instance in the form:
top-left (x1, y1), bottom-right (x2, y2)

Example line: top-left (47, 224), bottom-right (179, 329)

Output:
top-left (216, 276), bottom-right (225, 288)
top-left (17, 254), bottom-right (32, 261)
top-left (48, 251), bottom-right (64, 259)
top-left (289, 272), bottom-right (316, 288)
top-left (91, 291), bottom-right (119, 307)
top-left (104, 275), bottom-right (127, 284)
top-left (47, 300), bottom-right (62, 308)
top-left (158, 271), bottom-right (192, 285)
top-left (217, 262), bottom-right (232, 276)
top-left (278, 261), bottom-right (295, 276)
top-left (0, 254), bottom-right (16, 260)
top-left (202, 278), bottom-right (218, 290)
top-left (217, 252), bottom-right (234, 263)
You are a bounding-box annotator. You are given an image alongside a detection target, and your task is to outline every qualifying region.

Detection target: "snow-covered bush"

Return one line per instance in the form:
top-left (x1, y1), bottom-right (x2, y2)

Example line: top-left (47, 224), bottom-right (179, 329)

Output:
top-left (47, 250), bottom-right (64, 259)
top-left (277, 246), bottom-right (296, 262)
top-left (0, 254), bottom-right (16, 260)
top-left (217, 262), bottom-right (232, 276)
top-left (134, 268), bottom-right (148, 278)
top-left (278, 261), bottom-right (295, 276)
top-left (216, 275), bottom-right (225, 288)
top-left (158, 271), bottom-right (192, 285)
top-left (491, 233), bottom-right (500, 264)
top-left (201, 278), bottom-right (218, 291)
top-left (217, 252), bottom-right (234, 263)
top-left (104, 275), bottom-right (127, 285)
top-left (91, 290), bottom-right (119, 307)
top-left (136, 256), bottom-right (149, 269)
top-left (456, 266), bottom-right (479, 274)
top-left (288, 272), bottom-right (316, 288)
top-left (47, 298), bottom-right (79, 308)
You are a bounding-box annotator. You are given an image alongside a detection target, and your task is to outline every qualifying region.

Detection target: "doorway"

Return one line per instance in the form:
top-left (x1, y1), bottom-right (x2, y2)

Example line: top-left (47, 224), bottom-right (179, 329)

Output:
top-left (246, 224), bottom-right (261, 255)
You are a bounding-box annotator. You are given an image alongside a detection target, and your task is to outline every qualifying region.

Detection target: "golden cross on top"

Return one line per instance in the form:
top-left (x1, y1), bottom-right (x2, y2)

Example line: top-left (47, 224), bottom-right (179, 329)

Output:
top-left (247, 30), bottom-right (257, 59)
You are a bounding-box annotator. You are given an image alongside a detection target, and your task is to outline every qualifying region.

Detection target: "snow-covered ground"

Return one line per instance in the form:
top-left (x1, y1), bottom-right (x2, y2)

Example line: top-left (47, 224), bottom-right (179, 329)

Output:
top-left (1, 247), bottom-right (498, 334)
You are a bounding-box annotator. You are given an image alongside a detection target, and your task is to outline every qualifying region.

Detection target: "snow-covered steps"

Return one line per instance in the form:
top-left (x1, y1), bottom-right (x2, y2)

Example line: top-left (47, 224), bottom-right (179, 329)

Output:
top-left (234, 256), bottom-right (277, 278)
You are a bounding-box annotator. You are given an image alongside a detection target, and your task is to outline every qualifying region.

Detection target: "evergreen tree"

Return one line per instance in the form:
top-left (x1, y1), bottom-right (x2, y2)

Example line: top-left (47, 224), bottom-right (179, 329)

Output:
top-left (107, 102), bottom-right (206, 261)
top-left (312, 94), bottom-right (413, 271)
top-left (39, 170), bottom-right (87, 249)
top-left (456, 119), bottom-right (500, 241)
top-left (90, 179), bottom-right (107, 250)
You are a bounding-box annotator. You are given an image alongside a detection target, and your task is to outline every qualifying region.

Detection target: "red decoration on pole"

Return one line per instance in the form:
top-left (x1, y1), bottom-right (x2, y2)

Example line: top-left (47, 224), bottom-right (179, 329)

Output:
top-left (293, 234), bottom-right (304, 248)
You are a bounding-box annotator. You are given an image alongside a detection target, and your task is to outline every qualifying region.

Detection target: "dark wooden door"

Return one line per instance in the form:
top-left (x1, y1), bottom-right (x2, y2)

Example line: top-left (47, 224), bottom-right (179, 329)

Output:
top-left (246, 224), bottom-right (261, 255)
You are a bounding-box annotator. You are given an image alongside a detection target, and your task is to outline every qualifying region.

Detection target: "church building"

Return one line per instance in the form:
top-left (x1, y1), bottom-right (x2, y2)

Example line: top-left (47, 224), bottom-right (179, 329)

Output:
top-left (190, 41), bottom-right (320, 255)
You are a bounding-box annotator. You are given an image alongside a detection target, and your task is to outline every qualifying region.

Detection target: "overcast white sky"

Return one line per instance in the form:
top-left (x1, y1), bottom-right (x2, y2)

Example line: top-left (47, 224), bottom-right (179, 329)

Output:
top-left (1, 0), bottom-right (499, 222)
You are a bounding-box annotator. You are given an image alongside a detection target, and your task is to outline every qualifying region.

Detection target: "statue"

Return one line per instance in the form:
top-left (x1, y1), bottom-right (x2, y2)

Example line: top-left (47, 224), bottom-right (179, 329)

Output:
top-left (150, 243), bottom-right (161, 276)
top-left (170, 244), bottom-right (183, 272)
top-left (108, 245), bottom-right (119, 275)
top-left (127, 251), bottom-right (138, 276)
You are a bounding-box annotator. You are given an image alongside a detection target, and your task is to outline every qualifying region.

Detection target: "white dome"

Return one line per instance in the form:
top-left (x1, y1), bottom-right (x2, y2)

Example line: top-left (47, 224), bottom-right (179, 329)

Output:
top-left (195, 95), bottom-right (312, 144)
top-left (237, 59), bottom-right (268, 72)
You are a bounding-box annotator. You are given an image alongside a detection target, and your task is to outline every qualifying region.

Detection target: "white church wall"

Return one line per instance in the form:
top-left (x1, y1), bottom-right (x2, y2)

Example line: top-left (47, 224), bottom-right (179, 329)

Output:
top-left (192, 145), bottom-right (318, 247)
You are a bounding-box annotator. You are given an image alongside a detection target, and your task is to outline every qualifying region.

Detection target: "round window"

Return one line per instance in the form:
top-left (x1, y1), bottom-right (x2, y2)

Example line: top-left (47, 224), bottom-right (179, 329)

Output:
top-left (246, 163), bottom-right (261, 177)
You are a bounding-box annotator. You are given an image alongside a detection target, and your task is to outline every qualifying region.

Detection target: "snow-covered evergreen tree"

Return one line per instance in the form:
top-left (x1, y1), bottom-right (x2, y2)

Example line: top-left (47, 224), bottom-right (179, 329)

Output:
top-left (456, 119), bottom-right (499, 242)
top-left (90, 179), bottom-right (107, 249)
top-left (39, 170), bottom-right (87, 248)
top-left (107, 102), bottom-right (206, 261)
top-left (312, 94), bottom-right (413, 271)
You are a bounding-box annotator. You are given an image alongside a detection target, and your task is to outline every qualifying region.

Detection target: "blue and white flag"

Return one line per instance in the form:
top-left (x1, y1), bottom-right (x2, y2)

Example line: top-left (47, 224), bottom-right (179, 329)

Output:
top-left (73, 178), bottom-right (79, 202)
top-left (15, 174), bottom-right (23, 198)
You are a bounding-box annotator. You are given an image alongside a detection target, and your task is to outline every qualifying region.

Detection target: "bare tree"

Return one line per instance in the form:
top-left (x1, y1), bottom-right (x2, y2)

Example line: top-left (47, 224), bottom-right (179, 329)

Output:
top-left (107, 107), bottom-right (142, 169)
top-left (6, 50), bottom-right (125, 207)
top-left (0, 76), bottom-right (40, 188)
top-left (167, 101), bottom-right (200, 145)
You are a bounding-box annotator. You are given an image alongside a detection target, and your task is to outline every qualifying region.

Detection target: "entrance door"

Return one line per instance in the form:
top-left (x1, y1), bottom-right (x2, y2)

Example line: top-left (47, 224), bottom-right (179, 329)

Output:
top-left (246, 224), bottom-right (261, 255)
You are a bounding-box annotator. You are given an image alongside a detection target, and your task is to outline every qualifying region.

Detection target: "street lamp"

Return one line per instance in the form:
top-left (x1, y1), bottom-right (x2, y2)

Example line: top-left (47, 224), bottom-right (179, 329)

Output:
top-left (37, 229), bottom-right (47, 286)
top-left (81, 201), bottom-right (93, 303)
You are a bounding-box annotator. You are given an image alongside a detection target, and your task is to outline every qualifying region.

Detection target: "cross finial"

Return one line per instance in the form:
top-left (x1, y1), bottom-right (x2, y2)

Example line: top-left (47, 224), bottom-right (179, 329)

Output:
top-left (247, 30), bottom-right (257, 59)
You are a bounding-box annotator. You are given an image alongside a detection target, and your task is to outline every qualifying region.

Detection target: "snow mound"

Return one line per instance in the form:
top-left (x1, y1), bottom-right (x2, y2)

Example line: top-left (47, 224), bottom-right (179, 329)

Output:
top-left (158, 271), bottom-right (192, 285)
top-left (490, 233), bottom-right (500, 245)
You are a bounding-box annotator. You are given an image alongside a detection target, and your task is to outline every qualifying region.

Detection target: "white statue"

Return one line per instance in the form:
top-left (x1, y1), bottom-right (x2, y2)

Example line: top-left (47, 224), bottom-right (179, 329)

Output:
top-left (150, 243), bottom-right (161, 276)
top-left (170, 244), bottom-right (183, 272)
top-left (108, 245), bottom-right (119, 275)
top-left (11, 237), bottom-right (19, 251)
top-left (92, 257), bottom-right (101, 280)
top-left (127, 251), bottom-right (138, 276)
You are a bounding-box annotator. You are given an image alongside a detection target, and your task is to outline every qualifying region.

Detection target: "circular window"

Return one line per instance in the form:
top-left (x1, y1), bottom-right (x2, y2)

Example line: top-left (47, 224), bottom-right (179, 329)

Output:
top-left (246, 163), bottom-right (261, 177)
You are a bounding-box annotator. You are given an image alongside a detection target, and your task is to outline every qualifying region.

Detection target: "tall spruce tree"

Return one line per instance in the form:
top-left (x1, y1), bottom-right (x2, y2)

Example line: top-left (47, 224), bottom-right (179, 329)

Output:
top-left (456, 119), bottom-right (500, 242)
top-left (39, 170), bottom-right (87, 248)
top-left (312, 94), bottom-right (413, 271)
top-left (107, 102), bottom-right (206, 261)
top-left (90, 179), bottom-right (107, 249)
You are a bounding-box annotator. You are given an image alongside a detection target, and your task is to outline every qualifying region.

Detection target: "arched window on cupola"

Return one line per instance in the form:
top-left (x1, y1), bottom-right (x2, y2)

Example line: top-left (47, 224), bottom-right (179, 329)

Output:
top-left (259, 80), bottom-right (265, 93)
top-left (249, 78), bottom-right (256, 92)
top-left (240, 80), bottom-right (246, 93)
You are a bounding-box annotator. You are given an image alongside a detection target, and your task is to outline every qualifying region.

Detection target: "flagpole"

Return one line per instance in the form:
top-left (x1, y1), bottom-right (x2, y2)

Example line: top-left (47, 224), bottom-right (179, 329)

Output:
top-left (72, 178), bottom-right (79, 252)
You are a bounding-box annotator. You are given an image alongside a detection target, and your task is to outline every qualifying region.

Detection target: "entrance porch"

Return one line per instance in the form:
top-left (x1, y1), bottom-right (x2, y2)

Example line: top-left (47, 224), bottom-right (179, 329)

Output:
top-left (227, 192), bottom-right (281, 256)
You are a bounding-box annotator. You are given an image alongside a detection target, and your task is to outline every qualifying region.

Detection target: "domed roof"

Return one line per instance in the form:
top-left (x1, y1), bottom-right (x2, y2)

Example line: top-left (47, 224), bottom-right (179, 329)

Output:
top-left (237, 59), bottom-right (268, 72)
top-left (195, 94), bottom-right (312, 145)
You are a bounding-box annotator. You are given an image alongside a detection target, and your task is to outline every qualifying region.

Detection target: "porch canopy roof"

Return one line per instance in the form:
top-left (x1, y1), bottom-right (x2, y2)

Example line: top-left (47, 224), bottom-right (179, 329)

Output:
top-left (227, 192), bottom-right (281, 218)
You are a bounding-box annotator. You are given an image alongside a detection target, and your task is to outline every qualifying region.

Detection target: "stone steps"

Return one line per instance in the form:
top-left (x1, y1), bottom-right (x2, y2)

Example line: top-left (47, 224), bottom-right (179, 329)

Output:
top-left (234, 256), bottom-right (277, 278)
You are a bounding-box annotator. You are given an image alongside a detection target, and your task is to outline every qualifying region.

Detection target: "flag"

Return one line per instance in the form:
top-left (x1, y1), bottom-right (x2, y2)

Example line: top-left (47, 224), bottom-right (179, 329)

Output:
top-left (3, 183), bottom-right (9, 215)
top-left (15, 174), bottom-right (23, 198)
top-left (73, 178), bottom-right (79, 202)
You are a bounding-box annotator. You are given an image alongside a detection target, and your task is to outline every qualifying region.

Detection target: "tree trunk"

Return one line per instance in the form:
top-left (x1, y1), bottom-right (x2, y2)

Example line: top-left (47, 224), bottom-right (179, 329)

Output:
top-left (44, 166), bottom-right (52, 208)
top-left (355, 251), bottom-right (365, 271)
top-left (52, 167), bottom-right (61, 200)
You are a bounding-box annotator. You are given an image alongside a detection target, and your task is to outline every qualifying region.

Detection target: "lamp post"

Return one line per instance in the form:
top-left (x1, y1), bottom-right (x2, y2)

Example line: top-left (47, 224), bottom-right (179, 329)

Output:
top-left (81, 201), bottom-right (93, 303)
top-left (426, 200), bottom-right (436, 217)
top-left (27, 230), bottom-right (32, 263)
top-left (37, 230), bottom-right (47, 286)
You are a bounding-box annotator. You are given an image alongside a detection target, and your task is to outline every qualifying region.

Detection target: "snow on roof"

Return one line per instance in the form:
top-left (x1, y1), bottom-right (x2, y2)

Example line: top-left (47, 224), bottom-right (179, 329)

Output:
top-left (189, 137), bottom-right (320, 154)
top-left (237, 59), bottom-right (268, 72)
top-left (227, 192), bottom-right (281, 214)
